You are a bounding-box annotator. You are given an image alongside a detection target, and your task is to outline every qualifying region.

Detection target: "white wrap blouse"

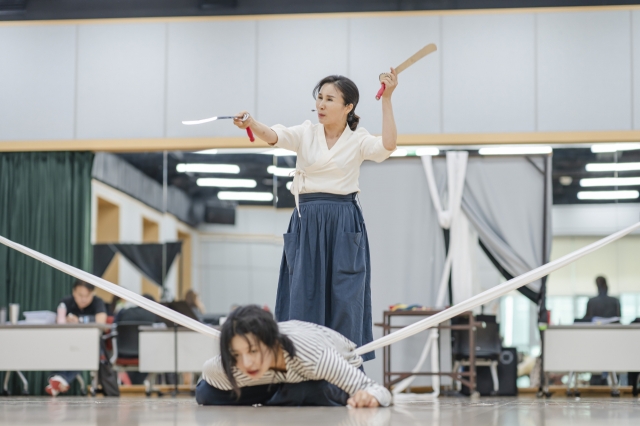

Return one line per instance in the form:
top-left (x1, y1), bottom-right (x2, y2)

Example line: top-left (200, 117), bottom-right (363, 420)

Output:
top-left (271, 121), bottom-right (394, 214)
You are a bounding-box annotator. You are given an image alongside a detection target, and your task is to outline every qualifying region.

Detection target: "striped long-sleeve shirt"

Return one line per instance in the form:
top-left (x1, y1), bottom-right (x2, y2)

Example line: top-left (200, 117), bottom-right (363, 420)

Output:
top-left (202, 320), bottom-right (392, 407)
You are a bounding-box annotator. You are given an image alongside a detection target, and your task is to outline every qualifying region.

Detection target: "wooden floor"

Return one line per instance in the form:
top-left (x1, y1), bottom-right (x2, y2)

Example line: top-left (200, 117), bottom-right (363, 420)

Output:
top-left (1, 395), bottom-right (640, 425)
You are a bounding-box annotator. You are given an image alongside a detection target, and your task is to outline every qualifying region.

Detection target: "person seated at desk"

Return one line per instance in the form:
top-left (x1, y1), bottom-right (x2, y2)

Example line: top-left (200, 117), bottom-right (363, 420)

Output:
top-left (583, 276), bottom-right (621, 321)
top-left (45, 280), bottom-right (106, 396)
top-left (114, 294), bottom-right (158, 323)
top-left (185, 289), bottom-right (206, 321)
top-left (581, 276), bottom-right (622, 386)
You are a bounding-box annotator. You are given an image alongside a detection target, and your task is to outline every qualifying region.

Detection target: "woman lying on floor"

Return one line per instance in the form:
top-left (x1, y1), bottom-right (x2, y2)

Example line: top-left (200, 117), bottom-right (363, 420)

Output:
top-left (196, 305), bottom-right (391, 408)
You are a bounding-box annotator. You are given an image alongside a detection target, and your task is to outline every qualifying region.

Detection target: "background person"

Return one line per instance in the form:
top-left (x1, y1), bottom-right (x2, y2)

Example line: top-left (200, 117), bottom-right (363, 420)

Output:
top-left (583, 276), bottom-right (621, 320)
top-left (46, 280), bottom-right (107, 396)
top-left (185, 289), bottom-right (206, 320)
top-left (115, 294), bottom-right (158, 323)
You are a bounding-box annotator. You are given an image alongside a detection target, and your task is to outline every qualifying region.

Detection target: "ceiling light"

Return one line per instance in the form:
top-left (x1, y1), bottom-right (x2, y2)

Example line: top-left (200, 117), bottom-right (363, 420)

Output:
top-left (585, 162), bottom-right (640, 172)
top-left (176, 163), bottom-right (240, 174)
top-left (591, 143), bottom-right (640, 153)
top-left (390, 149), bottom-right (408, 157)
top-left (196, 178), bottom-right (257, 188)
top-left (217, 191), bottom-right (274, 202)
top-left (577, 190), bottom-right (639, 200)
top-left (478, 146), bottom-right (552, 155)
top-left (415, 147), bottom-right (440, 156)
top-left (267, 166), bottom-right (295, 177)
top-left (580, 177), bottom-right (640, 187)
top-left (194, 149), bottom-right (218, 155)
top-left (260, 148), bottom-right (297, 156)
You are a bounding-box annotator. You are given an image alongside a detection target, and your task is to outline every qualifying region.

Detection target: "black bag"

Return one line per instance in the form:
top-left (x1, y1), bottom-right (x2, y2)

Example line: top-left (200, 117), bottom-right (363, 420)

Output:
top-left (98, 360), bottom-right (120, 397)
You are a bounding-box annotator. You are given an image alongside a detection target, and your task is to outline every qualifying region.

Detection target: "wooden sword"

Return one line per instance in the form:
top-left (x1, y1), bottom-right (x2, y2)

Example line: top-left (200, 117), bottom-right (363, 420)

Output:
top-left (376, 43), bottom-right (437, 100)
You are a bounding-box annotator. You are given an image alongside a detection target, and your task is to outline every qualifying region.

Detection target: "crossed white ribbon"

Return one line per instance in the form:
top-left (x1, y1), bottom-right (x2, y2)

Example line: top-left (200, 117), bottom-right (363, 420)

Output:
top-left (290, 168), bottom-right (306, 218)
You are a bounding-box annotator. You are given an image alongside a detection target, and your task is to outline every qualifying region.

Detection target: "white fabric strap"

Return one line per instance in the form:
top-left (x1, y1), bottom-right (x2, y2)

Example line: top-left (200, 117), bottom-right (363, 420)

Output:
top-left (355, 221), bottom-right (640, 356)
top-left (290, 168), bottom-right (306, 218)
top-left (2, 221), bottom-right (639, 355)
top-left (421, 152), bottom-right (468, 230)
top-left (0, 235), bottom-right (220, 339)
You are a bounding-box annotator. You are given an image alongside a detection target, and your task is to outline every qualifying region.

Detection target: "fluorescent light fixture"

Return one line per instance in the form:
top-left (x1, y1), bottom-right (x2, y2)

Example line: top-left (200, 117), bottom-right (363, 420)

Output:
top-left (217, 191), bottom-right (274, 202)
top-left (196, 178), bottom-right (257, 188)
top-left (286, 181), bottom-right (293, 190)
top-left (194, 149), bottom-right (218, 155)
top-left (591, 143), bottom-right (640, 153)
top-left (585, 162), bottom-right (640, 172)
top-left (385, 146), bottom-right (440, 157)
top-left (478, 146), bottom-right (552, 155)
top-left (577, 190), bottom-right (639, 200)
top-left (415, 147), bottom-right (440, 156)
top-left (267, 166), bottom-right (295, 177)
top-left (580, 177), bottom-right (640, 187)
top-left (260, 148), bottom-right (297, 156)
top-left (390, 149), bottom-right (408, 157)
top-left (176, 163), bottom-right (240, 174)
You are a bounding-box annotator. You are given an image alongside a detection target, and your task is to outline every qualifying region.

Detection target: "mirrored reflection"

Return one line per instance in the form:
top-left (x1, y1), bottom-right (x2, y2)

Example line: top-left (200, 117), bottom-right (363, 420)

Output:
top-left (88, 144), bottom-right (640, 400)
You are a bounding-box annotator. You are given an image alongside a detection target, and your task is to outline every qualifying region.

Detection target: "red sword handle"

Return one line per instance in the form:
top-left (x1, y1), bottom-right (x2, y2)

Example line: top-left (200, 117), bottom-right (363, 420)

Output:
top-left (246, 127), bottom-right (255, 142)
top-left (375, 83), bottom-right (386, 100)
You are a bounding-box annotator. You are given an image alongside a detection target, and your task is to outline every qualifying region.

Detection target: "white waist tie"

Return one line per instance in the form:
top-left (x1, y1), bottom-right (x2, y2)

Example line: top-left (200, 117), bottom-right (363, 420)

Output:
top-left (290, 168), bottom-right (306, 217)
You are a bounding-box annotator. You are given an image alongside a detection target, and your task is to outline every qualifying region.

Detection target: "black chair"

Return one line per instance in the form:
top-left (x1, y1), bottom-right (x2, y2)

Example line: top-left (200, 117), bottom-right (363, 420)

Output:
top-left (108, 321), bottom-right (154, 383)
top-left (452, 322), bottom-right (502, 395)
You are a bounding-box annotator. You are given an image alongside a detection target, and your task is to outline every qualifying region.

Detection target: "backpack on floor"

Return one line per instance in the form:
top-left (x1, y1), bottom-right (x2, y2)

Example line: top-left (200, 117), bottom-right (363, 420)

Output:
top-left (98, 360), bottom-right (120, 397)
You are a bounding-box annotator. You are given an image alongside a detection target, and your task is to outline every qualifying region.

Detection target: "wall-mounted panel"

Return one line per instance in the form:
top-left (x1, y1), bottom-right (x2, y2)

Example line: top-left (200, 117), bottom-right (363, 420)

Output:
top-left (442, 13), bottom-right (536, 133)
top-left (349, 16), bottom-right (440, 135)
top-left (538, 11), bottom-right (632, 131)
top-left (0, 25), bottom-right (76, 140)
top-left (166, 21), bottom-right (257, 138)
top-left (76, 23), bottom-right (166, 139)
top-left (256, 18), bottom-right (348, 128)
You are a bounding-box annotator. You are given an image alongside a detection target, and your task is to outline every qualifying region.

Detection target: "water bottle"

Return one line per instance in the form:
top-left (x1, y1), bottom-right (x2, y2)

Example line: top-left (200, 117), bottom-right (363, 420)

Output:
top-left (57, 302), bottom-right (67, 324)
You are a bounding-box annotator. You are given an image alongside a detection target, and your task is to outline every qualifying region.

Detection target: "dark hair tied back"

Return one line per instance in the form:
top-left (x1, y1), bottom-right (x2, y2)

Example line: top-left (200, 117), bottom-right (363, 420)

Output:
top-left (313, 75), bottom-right (360, 131)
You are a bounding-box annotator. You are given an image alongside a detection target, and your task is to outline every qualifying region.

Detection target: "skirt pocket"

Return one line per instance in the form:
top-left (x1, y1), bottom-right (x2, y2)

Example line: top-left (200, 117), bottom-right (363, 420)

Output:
top-left (335, 231), bottom-right (365, 274)
top-left (283, 232), bottom-right (299, 275)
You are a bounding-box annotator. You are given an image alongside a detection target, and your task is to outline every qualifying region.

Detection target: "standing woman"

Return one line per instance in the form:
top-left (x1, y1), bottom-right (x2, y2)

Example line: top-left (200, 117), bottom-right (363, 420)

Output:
top-left (233, 70), bottom-right (398, 360)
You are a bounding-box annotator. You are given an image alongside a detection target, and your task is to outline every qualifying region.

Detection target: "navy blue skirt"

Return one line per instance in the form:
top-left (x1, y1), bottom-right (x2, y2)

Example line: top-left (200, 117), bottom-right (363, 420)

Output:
top-left (275, 193), bottom-right (374, 361)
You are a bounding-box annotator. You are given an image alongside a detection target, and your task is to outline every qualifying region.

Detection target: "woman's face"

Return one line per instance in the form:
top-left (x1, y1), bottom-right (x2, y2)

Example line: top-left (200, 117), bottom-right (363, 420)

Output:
top-left (316, 83), bottom-right (352, 127)
top-left (230, 333), bottom-right (274, 380)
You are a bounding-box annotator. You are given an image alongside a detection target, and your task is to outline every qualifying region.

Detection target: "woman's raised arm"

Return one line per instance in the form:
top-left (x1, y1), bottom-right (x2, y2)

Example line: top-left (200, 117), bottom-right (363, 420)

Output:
top-left (379, 68), bottom-right (398, 151)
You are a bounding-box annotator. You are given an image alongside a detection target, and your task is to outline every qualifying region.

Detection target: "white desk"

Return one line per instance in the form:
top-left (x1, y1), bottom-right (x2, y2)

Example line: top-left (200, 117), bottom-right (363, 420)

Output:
top-left (138, 326), bottom-right (219, 373)
top-left (0, 324), bottom-right (104, 371)
top-left (544, 325), bottom-right (640, 372)
top-left (0, 324), bottom-right (106, 395)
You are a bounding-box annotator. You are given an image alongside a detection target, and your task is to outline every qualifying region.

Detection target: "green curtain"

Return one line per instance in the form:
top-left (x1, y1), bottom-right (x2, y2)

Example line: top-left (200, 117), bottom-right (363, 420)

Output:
top-left (0, 152), bottom-right (93, 396)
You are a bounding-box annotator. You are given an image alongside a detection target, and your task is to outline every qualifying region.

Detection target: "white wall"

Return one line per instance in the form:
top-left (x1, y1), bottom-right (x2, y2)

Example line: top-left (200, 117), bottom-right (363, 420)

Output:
top-left (91, 180), bottom-right (199, 300)
top-left (3, 8), bottom-right (640, 143)
top-left (197, 206), bottom-right (293, 314)
top-left (552, 203), bottom-right (640, 236)
top-left (548, 203), bottom-right (640, 297)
